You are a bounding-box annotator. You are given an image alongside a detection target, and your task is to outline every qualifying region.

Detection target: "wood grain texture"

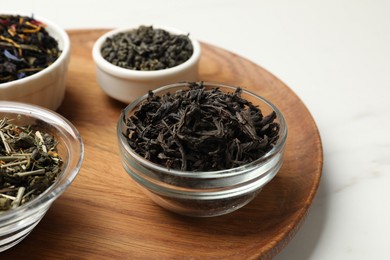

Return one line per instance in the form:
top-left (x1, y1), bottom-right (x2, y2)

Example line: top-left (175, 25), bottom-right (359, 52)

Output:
top-left (2, 30), bottom-right (322, 259)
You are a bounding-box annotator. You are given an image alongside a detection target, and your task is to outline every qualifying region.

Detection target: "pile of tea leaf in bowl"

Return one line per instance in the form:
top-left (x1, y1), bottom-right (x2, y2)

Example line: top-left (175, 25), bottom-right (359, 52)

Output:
top-left (100, 25), bottom-right (194, 71)
top-left (92, 25), bottom-right (201, 103)
top-left (0, 14), bottom-right (61, 83)
top-left (0, 13), bottom-right (70, 110)
top-left (0, 117), bottom-right (62, 211)
top-left (117, 82), bottom-right (287, 217)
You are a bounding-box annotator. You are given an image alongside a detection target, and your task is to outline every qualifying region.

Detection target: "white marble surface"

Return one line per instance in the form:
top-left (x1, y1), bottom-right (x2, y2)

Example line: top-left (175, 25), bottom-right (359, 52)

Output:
top-left (5, 1), bottom-right (390, 259)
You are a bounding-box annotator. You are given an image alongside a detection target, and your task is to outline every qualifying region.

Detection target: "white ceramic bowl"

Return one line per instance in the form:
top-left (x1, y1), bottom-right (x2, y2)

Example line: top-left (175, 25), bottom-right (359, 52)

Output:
top-left (92, 26), bottom-right (201, 103)
top-left (0, 13), bottom-right (70, 111)
top-left (0, 101), bottom-right (83, 252)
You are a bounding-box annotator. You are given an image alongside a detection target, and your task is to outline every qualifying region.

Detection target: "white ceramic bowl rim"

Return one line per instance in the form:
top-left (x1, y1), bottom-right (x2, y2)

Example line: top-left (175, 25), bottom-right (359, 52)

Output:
top-left (92, 25), bottom-right (201, 80)
top-left (0, 101), bottom-right (84, 222)
top-left (118, 82), bottom-right (288, 178)
top-left (0, 12), bottom-right (70, 89)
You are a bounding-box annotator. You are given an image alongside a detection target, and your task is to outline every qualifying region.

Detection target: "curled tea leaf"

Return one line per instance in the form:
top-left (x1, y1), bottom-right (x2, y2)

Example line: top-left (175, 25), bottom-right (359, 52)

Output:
top-left (124, 82), bottom-right (280, 171)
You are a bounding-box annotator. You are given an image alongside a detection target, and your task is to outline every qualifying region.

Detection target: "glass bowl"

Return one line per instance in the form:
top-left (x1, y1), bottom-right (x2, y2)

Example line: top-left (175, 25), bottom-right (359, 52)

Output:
top-left (117, 82), bottom-right (287, 217)
top-left (0, 101), bottom-right (83, 251)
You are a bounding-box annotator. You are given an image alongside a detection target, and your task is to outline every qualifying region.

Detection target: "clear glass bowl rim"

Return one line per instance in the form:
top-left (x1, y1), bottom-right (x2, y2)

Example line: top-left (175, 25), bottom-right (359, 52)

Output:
top-left (117, 82), bottom-right (287, 179)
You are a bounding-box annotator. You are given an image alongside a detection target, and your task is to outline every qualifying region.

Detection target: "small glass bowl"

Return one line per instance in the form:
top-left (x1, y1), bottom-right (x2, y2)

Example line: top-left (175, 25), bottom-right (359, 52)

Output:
top-left (0, 101), bottom-right (84, 251)
top-left (117, 82), bottom-right (287, 217)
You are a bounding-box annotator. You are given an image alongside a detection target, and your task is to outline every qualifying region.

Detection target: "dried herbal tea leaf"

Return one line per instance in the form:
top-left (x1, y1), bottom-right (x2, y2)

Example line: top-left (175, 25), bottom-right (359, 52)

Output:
top-left (124, 82), bottom-right (280, 171)
top-left (0, 117), bottom-right (63, 212)
top-left (101, 25), bottom-right (193, 71)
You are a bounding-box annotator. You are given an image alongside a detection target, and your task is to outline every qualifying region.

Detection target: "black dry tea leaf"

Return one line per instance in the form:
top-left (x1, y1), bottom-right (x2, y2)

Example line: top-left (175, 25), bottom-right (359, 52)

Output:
top-left (0, 14), bottom-right (61, 83)
top-left (124, 82), bottom-right (280, 171)
top-left (0, 117), bottom-right (63, 212)
top-left (101, 25), bottom-right (193, 71)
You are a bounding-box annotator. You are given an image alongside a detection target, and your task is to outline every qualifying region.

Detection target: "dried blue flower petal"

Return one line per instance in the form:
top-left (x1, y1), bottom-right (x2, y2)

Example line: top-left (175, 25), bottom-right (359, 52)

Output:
top-left (17, 72), bottom-right (26, 79)
top-left (3, 50), bottom-right (23, 62)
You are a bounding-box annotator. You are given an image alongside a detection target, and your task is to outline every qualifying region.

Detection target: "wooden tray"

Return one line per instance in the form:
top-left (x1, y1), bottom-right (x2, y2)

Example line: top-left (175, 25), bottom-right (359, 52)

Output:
top-left (3, 30), bottom-right (323, 259)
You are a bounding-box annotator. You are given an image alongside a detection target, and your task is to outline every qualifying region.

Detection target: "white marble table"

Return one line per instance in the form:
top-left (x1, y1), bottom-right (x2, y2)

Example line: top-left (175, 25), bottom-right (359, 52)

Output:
top-left (6, 1), bottom-right (390, 259)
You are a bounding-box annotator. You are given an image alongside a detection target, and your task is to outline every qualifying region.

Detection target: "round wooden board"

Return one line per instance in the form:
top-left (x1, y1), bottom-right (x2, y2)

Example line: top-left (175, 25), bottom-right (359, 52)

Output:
top-left (3, 30), bottom-right (322, 259)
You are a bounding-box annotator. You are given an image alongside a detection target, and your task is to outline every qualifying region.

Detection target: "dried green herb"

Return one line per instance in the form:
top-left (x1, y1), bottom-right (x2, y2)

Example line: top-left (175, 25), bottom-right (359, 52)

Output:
top-left (0, 117), bottom-right (63, 212)
top-left (0, 14), bottom-right (61, 83)
top-left (124, 82), bottom-right (280, 171)
top-left (101, 25), bottom-right (193, 71)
